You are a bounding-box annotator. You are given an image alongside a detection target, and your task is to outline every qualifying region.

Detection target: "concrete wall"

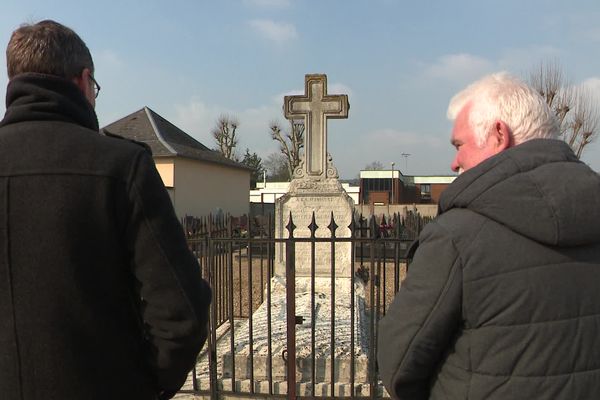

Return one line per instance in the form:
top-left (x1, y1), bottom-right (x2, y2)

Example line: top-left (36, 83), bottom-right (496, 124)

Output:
top-left (172, 158), bottom-right (250, 218)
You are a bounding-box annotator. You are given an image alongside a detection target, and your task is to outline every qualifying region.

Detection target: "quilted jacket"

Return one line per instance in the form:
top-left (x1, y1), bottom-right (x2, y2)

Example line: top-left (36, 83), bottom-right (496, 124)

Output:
top-left (378, 139), bottom-right (600, 399)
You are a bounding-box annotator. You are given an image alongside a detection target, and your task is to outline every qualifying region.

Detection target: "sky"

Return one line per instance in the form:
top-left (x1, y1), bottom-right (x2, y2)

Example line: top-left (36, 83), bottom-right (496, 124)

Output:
top-left (0, 0), bottom-right (599, 179)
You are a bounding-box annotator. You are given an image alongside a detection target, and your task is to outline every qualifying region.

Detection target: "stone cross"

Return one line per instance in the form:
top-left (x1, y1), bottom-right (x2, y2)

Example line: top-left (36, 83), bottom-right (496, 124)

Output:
top-left (284, 74), bottom-right (349, 179)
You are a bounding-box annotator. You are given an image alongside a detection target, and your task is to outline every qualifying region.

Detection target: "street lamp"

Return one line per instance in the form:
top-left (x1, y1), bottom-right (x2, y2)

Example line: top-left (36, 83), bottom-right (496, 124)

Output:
top-left (391, 162), bottom-right (395, 204)
top-left (401, 153), bottom-right (411, 172)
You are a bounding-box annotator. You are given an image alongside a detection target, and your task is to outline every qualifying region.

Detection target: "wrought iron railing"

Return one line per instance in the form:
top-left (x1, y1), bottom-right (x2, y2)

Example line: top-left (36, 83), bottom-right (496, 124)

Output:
top-left (179, 210), bottom-right (430, 399)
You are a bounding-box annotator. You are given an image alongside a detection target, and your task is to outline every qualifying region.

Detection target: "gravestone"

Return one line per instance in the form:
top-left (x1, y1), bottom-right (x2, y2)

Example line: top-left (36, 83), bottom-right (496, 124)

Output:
top-left (220, 74), bottom-right (371, 396)
top-left (275, 73), bottom-right (354, 277)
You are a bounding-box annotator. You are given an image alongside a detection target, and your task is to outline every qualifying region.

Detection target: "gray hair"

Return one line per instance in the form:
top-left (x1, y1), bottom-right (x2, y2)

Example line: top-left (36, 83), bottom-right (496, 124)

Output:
top-left (447, 72), bottom-right (559, 146)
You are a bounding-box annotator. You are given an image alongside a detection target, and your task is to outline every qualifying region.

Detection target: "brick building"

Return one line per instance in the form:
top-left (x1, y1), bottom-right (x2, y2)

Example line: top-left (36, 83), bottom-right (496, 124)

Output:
top-left (359, 170), bottom-right (455, 205)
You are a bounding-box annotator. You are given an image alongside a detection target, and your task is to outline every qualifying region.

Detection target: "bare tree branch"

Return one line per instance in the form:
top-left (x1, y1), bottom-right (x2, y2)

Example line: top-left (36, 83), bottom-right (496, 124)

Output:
top-left (528, 61), bottom-right (598, 158)
top-left (212, 114), bottom-right (239, 160)
top-left (270, 119), bottom-right (304, 179)
top-left (570, 87), bottom-right (599, 157)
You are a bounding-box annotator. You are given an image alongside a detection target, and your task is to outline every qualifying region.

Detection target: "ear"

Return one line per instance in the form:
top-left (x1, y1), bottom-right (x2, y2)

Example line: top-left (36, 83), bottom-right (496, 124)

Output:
top-left (71, 69), bottom-right (88, 93)
top-left (71, 68), bottom-right (95, 107)
top-left (491, 120), bottom-right (513, 151)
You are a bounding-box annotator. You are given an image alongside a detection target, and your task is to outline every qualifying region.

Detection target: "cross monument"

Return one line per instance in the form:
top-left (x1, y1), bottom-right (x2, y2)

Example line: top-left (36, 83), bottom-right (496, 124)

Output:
top-left (220, 75), bottom-right (369, 395)
top-left (284, 74), bottom-right (349, 179)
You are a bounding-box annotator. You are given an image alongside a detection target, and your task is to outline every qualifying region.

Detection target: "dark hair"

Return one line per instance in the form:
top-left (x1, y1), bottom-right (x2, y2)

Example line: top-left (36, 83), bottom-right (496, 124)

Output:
top-left (6, 20), bottom-right (94, 80)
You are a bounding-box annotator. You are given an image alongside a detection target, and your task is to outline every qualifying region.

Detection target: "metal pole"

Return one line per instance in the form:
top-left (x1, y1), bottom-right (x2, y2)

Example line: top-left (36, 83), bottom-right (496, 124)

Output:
top-left (401, 153), bottom-right (411, 173)
top-left (390, 162), bottom-right (395, 205)
top-left (285, 214), bottom-right (296, 400)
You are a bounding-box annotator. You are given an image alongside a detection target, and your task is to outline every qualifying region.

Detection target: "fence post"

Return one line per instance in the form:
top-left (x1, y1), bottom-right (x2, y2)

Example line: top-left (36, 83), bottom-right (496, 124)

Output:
top-left (207, 216), bottom-right (219, 400)
top-left (285, 212), bottom-right (296, 400)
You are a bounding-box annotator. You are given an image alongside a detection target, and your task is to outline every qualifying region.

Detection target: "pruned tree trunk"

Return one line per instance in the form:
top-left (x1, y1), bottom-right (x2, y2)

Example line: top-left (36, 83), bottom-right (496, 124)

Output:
top-left (212, 114), bottom-right (239, 160)
top-left (270, 119), bottom-right (304, 179)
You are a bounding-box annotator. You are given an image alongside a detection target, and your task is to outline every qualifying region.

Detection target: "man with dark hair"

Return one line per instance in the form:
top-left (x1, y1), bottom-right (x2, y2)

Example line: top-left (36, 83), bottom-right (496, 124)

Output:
top-left (0, 20), bottom-right (211, 399)
top-left (378, 73), bottom-right (600, 399)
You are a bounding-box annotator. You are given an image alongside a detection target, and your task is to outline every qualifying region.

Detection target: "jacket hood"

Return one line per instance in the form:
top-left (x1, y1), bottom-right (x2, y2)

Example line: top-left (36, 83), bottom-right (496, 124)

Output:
top-left (439, 139), bottom-right (600, 247)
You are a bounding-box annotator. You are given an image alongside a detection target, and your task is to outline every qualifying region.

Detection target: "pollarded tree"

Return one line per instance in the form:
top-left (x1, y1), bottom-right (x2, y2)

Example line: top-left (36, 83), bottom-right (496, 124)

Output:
top-left (212, 114), bottom-right (239, 160)
top-left (528, 61), bottom-right (599, 158)
top-left (270, 119), bottom-right (304, 179)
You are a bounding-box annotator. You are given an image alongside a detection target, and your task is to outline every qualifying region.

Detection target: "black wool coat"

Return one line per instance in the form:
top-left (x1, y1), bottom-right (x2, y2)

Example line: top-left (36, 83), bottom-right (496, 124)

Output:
top-left (0, 74), bottom-right (211, 400)
top-left (378, 139), bottom-right (600, 399)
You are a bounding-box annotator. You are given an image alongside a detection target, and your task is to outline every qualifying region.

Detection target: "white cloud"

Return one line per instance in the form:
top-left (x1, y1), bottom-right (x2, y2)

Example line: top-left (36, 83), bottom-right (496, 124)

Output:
top-left (249, 19), bottom-right (298, 44)
top-left (333, 128), bottom-right (453, 176)
top-left (272, 89), bottom-right (303, 105)
top-left (328, 82), bottom-right (353, 98)
top-left (363, 128), bottom-right (445, 148)
top-left (172, 96), bottom-right (284, 156)
top-left (578, 77), bottom-right (600, 102)
top-left (93, 49), bottom-right (124, 70)
top-left (422, 53), bottom-right (494, 83)
top-left (498, 46), bottom-right (561, 72)
top-left (243, 0), bottom-right (291, 7)
top-left (172, 98), bottom-right (221, 145)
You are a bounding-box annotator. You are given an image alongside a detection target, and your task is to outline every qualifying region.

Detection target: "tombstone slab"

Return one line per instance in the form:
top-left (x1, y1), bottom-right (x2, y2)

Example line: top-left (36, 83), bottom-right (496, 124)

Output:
top-left (275, 178), bottom-right (354, 278)
top-left (275, 74), bottom-right (354, 278)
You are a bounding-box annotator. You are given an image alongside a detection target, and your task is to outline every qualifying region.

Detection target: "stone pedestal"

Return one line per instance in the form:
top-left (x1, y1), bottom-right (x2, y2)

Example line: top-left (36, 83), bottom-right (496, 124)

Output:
top-left (274, 177), bottom-right (354, 278)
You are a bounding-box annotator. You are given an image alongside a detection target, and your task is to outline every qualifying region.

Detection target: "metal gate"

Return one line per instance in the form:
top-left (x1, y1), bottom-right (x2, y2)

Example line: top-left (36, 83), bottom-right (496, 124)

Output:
top-left (180, 211), bottom-right (427, 399)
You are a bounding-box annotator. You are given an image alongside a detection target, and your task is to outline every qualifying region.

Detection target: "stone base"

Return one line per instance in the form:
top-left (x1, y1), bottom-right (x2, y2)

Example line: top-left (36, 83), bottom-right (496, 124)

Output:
top-left (224, 352), bottom-right (369, 382)
top-left (179, 275), bottom-right (389, 397)
top-left (178, 377), bottom-right (390, 398)
top-left (222, 275), bottom-right (370, 383)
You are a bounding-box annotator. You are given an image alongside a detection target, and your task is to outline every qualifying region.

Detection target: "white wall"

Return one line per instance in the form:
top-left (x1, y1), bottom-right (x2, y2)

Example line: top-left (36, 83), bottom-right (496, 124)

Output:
top-left (172, 158), bottom-right (250, 218)
top-left (250, 181), bottom-right (359, 205)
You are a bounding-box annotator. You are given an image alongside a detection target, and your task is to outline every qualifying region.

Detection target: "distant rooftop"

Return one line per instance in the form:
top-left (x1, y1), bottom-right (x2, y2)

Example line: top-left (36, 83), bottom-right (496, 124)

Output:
top-left (102, 106), bottom-right (249, 170)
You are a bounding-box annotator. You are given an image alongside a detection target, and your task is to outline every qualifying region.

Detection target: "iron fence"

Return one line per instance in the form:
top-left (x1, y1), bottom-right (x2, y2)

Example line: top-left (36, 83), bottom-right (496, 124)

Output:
top-left (179, 210), bottom-right (430, 399)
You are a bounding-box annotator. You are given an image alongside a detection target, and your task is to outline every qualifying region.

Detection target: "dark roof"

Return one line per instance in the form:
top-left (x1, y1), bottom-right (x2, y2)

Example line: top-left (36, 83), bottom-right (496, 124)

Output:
top-left (101, 107), bottom-right (250, 170)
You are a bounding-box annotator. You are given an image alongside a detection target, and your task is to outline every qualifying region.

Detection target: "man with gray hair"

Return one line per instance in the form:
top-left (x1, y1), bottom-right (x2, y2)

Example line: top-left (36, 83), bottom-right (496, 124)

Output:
top-left (0, 20), bottom-right (211, 399)
top-left (378, 72), bottom-right (600, 399)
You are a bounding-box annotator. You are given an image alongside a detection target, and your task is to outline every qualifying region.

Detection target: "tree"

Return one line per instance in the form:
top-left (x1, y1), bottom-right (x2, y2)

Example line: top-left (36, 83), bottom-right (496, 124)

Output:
top-left (527, 61), bottom-right (599, 158)
top-left (212, 114), bottom-right (239, 160)
top-left (263, 152), bottom-right (290, 181)
top-left (364, 161), bottom-right (384, 170)
top-left (241, 148), bottom-right (265, 188)
top-left (270, 119), bottom-right (304, 179)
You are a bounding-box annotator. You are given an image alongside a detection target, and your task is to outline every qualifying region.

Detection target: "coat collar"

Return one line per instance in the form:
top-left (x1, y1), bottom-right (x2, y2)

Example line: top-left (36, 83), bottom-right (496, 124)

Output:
top-left (1, 73), bottom-right (99, 132)
top-left (439, 139), bottom-right (600, 246)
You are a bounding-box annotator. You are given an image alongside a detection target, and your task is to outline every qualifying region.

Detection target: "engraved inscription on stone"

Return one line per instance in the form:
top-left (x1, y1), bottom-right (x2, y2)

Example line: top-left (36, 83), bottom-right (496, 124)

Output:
top-left (277, 193), bottom-right (353, 278)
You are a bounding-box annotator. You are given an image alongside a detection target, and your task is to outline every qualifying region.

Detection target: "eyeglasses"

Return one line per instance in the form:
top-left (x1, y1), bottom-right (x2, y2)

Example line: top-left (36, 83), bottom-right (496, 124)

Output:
top-left (89, 74), bottom-right (101, 99)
